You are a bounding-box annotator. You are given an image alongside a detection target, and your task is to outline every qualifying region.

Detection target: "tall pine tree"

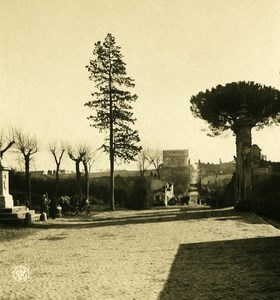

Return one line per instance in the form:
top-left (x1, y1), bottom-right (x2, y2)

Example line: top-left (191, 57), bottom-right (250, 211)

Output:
top-left (85, 33), bottom-right (141, 211)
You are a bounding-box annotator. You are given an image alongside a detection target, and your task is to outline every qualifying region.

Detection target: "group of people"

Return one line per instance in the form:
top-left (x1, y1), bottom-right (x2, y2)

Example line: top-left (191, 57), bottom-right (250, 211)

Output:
top-left (41, 193), bottom-right (91, 218)
top-left (41, 193), bottom-right (57, 219)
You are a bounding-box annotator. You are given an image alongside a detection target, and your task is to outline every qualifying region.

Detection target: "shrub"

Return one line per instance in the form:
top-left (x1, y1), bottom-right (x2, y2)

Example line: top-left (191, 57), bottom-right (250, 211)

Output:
top-left (126, 177), bottom-right (151, 210)
top-left (254, 175), bottom-right (280, 220)
top-left (9, 171), bottom-right (154, 211)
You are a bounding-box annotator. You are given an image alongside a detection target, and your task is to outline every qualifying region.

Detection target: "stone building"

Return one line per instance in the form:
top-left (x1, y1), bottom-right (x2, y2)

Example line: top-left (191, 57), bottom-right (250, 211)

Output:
top-left (199, 160), bottom-right (235, 191)
top-left (163, 149), bottom-right (189, 168)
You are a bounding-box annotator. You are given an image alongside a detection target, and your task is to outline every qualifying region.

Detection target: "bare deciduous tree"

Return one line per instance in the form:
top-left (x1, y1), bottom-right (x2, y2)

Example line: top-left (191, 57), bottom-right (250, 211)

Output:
top-left (13, 128), bottom-right (39, 206)
top-left (0, 130), bottom-right (15, 165)
top-left (136, 148), bottom-right (151, 177)
top-left (49, 141), bottom-right (66, 200)
top-left (146, 148), bottom-right (163, 179)
top-left (81, 147), bottom-right (98, 201)
top-left (67, 144), bottom-right (87, 199)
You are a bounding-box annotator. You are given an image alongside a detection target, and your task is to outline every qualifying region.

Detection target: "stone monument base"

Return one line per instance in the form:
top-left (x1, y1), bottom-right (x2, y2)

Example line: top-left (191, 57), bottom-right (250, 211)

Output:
top-left (0, 165), bottom-right (14, 208)
top-left (188, 191), bottom-right (199, 206)
top-left (0, 195), bottom-right (14, 208)
top-left (0, 206), bottom-right (41, 224)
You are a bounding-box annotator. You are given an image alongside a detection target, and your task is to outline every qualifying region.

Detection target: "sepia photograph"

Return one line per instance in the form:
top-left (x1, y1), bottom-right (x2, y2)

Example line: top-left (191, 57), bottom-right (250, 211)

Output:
top-left (1, 0), bottom-right (280, 299)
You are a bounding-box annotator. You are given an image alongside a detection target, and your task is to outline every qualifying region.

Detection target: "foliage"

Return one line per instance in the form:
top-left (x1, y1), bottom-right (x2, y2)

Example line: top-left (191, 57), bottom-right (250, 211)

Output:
top-left (85, 33), bottom-right (141, 211)
top-left (9, 169), bottom-right (156, 211)
top-left (127, 177), bottom-right (151, 210)
top-left (190, 81), bottom-right (280, 136)
top-left (162, 168), bottom-right (190, 196)
top-left (254, 175), bottom-right (280, 220)
top-left (85, 33), bottom-right (141, 162)
top-left (10, 170), bottom-right (54, 207)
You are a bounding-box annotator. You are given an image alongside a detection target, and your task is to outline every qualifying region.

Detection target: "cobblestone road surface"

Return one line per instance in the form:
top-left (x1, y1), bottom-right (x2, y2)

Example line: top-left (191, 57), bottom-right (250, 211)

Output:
top-left (0, 206), bottom-right (279, 299)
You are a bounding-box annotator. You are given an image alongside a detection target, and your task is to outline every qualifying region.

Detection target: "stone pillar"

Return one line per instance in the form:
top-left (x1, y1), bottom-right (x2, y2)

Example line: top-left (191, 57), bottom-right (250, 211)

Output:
top-left (232, 104), bottom-right (254, 211)
top-left (0, 165), bottom-right (14, 208)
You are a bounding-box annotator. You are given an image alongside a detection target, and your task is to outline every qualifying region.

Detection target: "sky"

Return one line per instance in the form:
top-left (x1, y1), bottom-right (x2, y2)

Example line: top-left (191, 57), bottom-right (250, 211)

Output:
top-left (1, 0), bottom-right (280, 172)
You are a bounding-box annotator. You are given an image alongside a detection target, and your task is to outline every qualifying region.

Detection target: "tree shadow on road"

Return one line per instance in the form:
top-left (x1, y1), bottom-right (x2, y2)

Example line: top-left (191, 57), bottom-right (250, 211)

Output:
top-left (26, 207), bottom-right (267, 230)
top-left (159, 236), bottom-right (280, 300)
top-left (0, 225), bottom-right (38, 242)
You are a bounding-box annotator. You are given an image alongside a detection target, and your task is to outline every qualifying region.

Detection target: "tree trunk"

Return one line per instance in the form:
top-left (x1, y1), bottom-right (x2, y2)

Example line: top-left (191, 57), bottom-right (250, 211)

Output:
top-left (86, 175), bottom-right (89, 201)
top-left (83, 161), bottom-right (89, 200)
top-left (109, 63), bottom-right (115, 211)
top-left (75, 160), bottom-right (82, 199)
top-left (233, 116), bottom-right (254, 211)
top-left (25, 157), bottom-right (31, 206)
top-left (54, 164), bottom-right (60, 201)
top-left (110, 151), bottom-right (115, 211)
top-left (109, 109), bottom-right (115, 211)
top-left (156, 168), bottom-right (161, 179)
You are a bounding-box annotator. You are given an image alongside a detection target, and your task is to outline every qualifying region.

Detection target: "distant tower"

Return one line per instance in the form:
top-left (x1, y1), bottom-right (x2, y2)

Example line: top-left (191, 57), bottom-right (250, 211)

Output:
top-left (163, 149), bottom-right (189, 168)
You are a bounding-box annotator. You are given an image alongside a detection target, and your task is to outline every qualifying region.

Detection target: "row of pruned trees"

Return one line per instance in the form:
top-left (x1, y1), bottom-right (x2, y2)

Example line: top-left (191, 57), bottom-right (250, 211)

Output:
top-left (0, 128), bottom-right (98, 206)
top-left (49, 142), bottom-right (97, 202)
